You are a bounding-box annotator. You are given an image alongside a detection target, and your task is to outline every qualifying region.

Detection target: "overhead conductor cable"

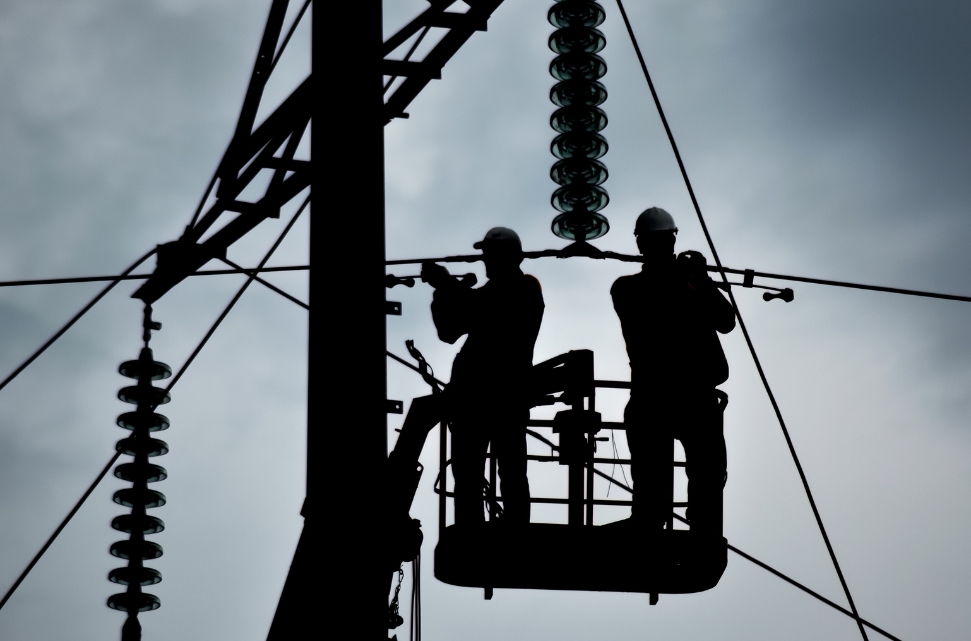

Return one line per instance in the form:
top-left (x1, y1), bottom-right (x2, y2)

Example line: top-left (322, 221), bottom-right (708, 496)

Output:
top-left (611, 1), bottom-right (869, 638)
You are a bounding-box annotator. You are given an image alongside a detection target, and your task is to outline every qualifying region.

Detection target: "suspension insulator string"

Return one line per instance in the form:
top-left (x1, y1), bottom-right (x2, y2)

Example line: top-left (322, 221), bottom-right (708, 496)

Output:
top-left (548, 0), bottom-right (611, 242)
top-left (107, 304), bottom-right (172, 640)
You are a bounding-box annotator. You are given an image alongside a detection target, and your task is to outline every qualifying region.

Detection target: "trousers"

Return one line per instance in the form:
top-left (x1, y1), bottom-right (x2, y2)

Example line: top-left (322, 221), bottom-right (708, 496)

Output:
top-left (624, 390), bottom-right (726, 533)
top-left (449, 408), bottom-right (530, 524)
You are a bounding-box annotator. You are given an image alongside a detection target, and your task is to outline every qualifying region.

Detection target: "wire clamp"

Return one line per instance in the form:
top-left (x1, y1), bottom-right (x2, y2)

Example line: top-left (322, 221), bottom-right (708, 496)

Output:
top-left (742, 269), bottom-right (755, 288)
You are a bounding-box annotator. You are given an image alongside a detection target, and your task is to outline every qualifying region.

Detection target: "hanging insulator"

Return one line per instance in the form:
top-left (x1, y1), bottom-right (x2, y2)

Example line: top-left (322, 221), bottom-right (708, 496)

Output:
top-left (549, 0), bottom-right (610, 241)
top-left (107, 306), bottom-right (170, 640)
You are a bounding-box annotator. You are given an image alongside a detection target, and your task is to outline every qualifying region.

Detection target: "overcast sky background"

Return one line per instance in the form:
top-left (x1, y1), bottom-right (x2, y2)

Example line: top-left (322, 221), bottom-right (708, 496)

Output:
top-left (0, 0), bottom-right (968, 639)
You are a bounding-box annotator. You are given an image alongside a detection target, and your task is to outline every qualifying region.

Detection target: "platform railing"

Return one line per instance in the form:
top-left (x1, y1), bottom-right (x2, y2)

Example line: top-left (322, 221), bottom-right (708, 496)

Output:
top-left (433, 379), bottom-right (690, 537)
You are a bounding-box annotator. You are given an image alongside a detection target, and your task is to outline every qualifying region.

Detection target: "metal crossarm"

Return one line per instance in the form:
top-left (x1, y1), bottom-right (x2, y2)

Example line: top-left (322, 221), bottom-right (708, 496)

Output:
top-left (383, 0), bottom-right (505, 123)
top-left (133, 0), bottom-right (311, 304)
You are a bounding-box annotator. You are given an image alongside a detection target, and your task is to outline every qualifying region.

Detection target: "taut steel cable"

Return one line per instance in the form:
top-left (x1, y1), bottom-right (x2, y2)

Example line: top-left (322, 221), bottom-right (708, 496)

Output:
top-left (611, 1), bottom-right (869, 638)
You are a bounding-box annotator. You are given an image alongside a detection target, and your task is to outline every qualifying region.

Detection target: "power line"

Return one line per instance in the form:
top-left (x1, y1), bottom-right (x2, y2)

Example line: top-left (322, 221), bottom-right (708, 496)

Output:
top-left (0, 452), bottom-right (120, 613)
top-left (0, 196), bottom-right (310, 615)
top-left (0, 264), bottom-right (308, 289)
top-left (388, 355), bottom-right (904, 641)
top-left (219, 258), bottom-right (309, 310)
top-left (716, 266), bottom-right (971, 303)
top-left (0, 249), bottom-right (158, 396)
top-left (594, 474), bottom-right (902, 639)
top-left (270, 0), bottom-right (312, 73)
top-left (184, 4), bottom-right (313, 229)
top-left (165, 196), bottom-right (309, 392)
top-left (612, 1), bottom-right (869, 639)
top-left (721, 538), bottom-right (902, 641)
top-left (388, 252), bottom-right (971, 305)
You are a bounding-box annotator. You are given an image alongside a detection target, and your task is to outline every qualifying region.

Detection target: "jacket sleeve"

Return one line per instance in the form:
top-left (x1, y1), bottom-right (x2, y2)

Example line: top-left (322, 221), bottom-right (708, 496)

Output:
top-left (523, 275), bottom-right (545, 355)
top-left (683, 260), bottom-right (736, 335)
top-left (610, 277), bottom-right (640, 351)
top-left (431, 285), bottom-right (472, 344)
top-left (704, 285), bottom-right (736, 334)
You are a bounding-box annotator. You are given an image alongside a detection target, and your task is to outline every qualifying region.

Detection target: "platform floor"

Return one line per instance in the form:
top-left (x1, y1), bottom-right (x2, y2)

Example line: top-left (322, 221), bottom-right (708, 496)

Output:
top-left (435, 522), bottom-right (727, 594)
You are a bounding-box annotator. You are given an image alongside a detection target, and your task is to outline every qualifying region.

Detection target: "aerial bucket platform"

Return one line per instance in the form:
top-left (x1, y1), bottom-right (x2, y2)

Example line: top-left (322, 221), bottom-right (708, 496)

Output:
top-left (432, 350), bottom-right (729, 598)
top-left (435, 524), bottom-right (726, 595)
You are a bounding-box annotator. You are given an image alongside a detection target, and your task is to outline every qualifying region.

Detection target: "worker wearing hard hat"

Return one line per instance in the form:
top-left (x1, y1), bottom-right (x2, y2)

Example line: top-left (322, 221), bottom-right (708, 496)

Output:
top-left (422, 227), bottom-right (545, 524)
top-left (611, 208), bottom-right (736, 532)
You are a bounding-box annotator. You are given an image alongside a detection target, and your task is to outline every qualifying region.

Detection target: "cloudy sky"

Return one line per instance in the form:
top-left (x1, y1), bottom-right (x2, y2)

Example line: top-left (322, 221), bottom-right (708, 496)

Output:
top-left (0, 0), bottom-right (969, 639)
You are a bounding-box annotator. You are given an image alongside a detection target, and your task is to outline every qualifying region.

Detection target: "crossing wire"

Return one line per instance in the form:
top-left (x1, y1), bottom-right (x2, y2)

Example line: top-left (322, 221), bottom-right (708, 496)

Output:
top-left (0, 265), bottom-right (308, 289)
top-left (387, 350), bottom-right (904, 641)
top-left (270, 0), bottom-right (312, 73)
top-left (0, 194), bottom-right (310, 614)
top-left (188, 0), bottom-right (309, 229)
top-left (0, 249), bottom-right (158, 396)
top-left (612, 2), bottom-right (870, 639)
top-left (0, 0), bottom-right (318, 618)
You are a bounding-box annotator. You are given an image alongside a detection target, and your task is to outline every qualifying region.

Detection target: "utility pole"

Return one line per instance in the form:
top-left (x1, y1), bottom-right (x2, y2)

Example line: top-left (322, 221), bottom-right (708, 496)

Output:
top-left (268, 2), bottom-right (387, 638)
top-left (316, 0), bottom-right (387, 637)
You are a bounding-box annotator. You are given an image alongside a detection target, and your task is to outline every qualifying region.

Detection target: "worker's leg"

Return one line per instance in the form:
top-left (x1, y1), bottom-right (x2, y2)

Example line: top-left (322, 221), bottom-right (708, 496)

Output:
top-left (625, 398), bottom-right (674, 529)
top-left (680, 392), bottom-right (726, 535)
top-left (450, 421), bottom-right (489, 524)
top-left (492, 411), bottom-right (531, 524)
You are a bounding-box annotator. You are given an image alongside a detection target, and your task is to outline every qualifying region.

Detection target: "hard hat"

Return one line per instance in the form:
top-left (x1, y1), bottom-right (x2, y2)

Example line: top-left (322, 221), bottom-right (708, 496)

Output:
top-left (473, 227), bottom-right (523, 253)
top-left (634, 207), bottom-right (678, 234)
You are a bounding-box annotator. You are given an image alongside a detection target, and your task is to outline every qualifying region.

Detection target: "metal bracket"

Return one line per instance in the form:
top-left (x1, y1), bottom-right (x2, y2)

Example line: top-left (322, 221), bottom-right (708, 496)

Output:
top-left (742, 269), bottom-right (755, 288)
top-left (386, 301), bottom-right (402, 315)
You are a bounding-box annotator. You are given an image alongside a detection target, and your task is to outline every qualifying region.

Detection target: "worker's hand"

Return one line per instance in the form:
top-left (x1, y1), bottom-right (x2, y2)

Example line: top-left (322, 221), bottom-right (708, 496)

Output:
top-left (678, 251), bottom-right (713, 284)
top-left (678, 250), bottom-right (707, 271)
top-left (421, 262), bottom-right (452, 289)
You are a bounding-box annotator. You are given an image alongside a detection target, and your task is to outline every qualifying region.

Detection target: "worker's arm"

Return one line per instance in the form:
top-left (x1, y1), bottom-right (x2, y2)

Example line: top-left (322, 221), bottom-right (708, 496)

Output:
top-left (610, 275), bottom-right (643, 351)
top-left (521, 274), bottom-right (545, 351)
top-left (706, 285), bottom-right (737, 334)
top-left (423, 262), bottom-right (472, 344)
top-left (679, 251), bottom-right (736, 334)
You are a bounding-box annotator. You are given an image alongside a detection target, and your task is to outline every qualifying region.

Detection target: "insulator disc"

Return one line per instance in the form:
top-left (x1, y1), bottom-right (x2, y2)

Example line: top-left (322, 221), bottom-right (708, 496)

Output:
top-left (110, 539), bottom-right (163, 561)
top-left (551, 132), bottom-right (608, 160)
top-left (548, 27), bottom-right (605, 54)
top-left (117, 411), bottom-right (169, 432)
top-left (107, 592), bottom-right (160, 613)
top-left (551, 211), bottom-right (610, 241)
top-left (116, 437), bottom-right (169, 458)
top-left (114, 462), bottom-right (167, 483)
top-left (118, 386), bottom-right (170, 406)
top-left (550, 53), bottom-right (606, 81)
top-left (113, 487), bottom-right (166, 509)
top-left (548, 0), bottom-right (605, 29)
top-left (111, 514), bottom-right (165, 535)
top-left (119, 359), bottom-right (172, 381)
top-left (552, 183), bottom-right (609, 213)
top-left (551, 158), bottom-right (608, 186)
top-left (551, 80), bottom-right (607, 107)
top-left (550, 106), bottom-right (607, 133)
top-left (109, 566), bottom-right (162, 586)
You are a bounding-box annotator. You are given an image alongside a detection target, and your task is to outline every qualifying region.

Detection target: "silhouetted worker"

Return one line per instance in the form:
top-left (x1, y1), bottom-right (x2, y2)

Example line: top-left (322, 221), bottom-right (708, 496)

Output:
top-left (422, 227), bottom-right (544, 524)
top-left (611, 207), bottom-right (736, 533)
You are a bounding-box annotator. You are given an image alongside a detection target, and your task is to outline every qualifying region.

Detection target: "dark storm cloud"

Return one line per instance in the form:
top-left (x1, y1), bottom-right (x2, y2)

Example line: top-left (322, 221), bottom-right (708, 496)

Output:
top-left (0, 0), bottom-right (969, 639)
top-left (0, 2), bottom-right (311, 640)
top-left (0, 0), bottom-right (264, 275)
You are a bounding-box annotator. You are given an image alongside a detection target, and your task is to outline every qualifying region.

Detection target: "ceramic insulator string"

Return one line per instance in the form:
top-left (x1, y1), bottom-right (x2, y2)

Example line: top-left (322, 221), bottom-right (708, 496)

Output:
top-left (107, 306), bottom-right (171, 640)
top-left (548, 0), bottom-right (610, 241)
